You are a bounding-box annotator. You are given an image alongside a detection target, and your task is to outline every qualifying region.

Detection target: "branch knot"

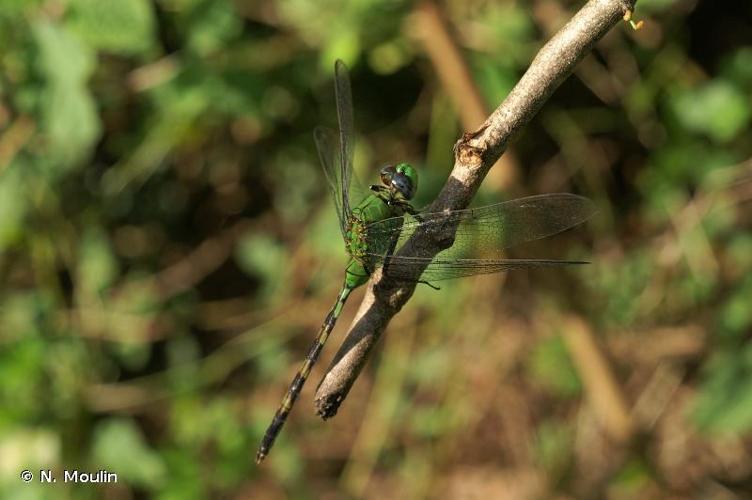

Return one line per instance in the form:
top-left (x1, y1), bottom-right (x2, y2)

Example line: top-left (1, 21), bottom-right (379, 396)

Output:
top-left (453, 129), bottom-right (486, 169)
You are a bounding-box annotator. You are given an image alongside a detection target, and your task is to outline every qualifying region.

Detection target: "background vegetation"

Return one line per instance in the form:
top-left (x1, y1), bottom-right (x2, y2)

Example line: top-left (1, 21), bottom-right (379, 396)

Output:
top-left (1, 0), bottom-right (751, 498)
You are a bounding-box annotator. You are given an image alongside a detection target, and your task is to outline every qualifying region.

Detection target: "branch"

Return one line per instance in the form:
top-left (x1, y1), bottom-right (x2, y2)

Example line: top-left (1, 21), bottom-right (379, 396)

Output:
top-left (314, 0), bottom-right (637, 418)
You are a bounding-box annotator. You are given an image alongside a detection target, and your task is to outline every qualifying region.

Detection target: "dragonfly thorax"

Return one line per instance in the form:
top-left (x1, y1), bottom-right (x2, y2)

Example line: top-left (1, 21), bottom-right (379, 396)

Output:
top-left (346, 193), bottom-right (404, 259)
top-left (342, 188), bottom-right (411, 290)
top-left (342, 166), bottom-right (418, 290)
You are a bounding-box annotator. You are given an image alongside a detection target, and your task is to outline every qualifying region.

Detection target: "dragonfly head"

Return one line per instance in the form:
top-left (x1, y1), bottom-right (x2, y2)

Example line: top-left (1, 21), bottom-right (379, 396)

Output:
top-left (380, 162), bottom-right (418, 200)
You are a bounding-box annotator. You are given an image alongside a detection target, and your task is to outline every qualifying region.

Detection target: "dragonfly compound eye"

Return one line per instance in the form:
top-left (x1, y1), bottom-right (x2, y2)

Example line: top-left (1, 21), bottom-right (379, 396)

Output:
top-left (392, 172), bottom-right (415, 200)
top-left (380, 165), bottom-right (396, 187)
top-left (394, 162), bottom-right (418, 200)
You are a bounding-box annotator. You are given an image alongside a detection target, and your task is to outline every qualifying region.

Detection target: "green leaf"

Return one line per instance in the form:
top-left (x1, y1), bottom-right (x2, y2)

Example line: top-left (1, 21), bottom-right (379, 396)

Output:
top-left (77, 228), bottom-right (119, 297)
top-left (323, 29), bottom-right (361, 71)
top-left (694, 345), bottom-right (752, 434)
top-left (610, 457), bottom-right (652, 494)
top-left (159, 447), bottom-right (204, 500)
top-left (728, 234), bottom-right (752, 269)
top-left (534, 421), bottom-right (573, 477)
top-left (0, 338), bottom-right (46, 420)
top-left (91, 419), bottom-right (167, 488)
top-left (721, 46), bottom-right (752, 85)
top-left (637, 0), bottom-right (682, 13)
top-left (0, 292), bottom-right (49, 342)
top-left (66, 0), bottom-right (156, 55)
top-left (184, 0), bottom-right (242, 56)
top-left (527, 335), bottom-right (581, 397)
top-left (0, 165), bottom-right (27, 251)
top-left (234, 234), bottom-right (288, 300)
top-left (33, 20), bottom-right (100, 170)
top-left (670, 80), bottom-right (751, 143)
top-left (717, 276), bottom-right (752, 338)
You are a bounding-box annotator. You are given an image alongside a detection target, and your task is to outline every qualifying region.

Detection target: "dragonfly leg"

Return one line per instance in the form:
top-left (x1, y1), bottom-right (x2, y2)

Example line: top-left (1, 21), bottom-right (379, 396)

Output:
top-left (399, 201), bottom-right (419, 216)
top-left (381, 224), bottom-right (402, 276)
top-left (418, 280), bottom-right (441, 290)
top-left (370, 185), bottom-right (418, 216)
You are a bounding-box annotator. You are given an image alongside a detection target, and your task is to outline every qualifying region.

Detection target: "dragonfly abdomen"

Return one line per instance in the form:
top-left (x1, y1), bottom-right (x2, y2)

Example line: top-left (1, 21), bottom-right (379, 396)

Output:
top-left (255, 285), bottom-right (353, 464)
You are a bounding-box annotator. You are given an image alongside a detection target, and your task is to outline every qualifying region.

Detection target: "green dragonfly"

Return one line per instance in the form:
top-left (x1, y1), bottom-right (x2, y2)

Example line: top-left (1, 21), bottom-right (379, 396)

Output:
top-left (255, 60), bottom-right (595, 464)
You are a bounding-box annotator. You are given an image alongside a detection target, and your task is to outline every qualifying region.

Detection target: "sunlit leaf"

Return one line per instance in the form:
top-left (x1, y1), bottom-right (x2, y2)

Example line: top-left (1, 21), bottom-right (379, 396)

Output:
top-left (234, 234), bottom-right (288, 300)
top-left (33, 20), bottom-right (100, 170)
top-left (694, 345), bottom-right (752, 434)
top-left (91, 419), bottom-right (167, 487)
top-left (0, 165), bottom-right (27, 251)
top-left (527, 335), bottom-right (581, 397)
top-left (77, 228), bottom-right (119, 297)
top-left (671, 80), bottom-right (751, 143)
top-left (66, 0), bottom-right (156, 55)
top-left (534, 421), bottom-right (573, 477)
top-left (184, 0), bottom-right (242, 56)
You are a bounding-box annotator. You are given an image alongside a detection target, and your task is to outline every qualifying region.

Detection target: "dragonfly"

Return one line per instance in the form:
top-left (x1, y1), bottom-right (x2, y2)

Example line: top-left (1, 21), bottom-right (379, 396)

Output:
top-left (255, 60), bottom-right (596, 464)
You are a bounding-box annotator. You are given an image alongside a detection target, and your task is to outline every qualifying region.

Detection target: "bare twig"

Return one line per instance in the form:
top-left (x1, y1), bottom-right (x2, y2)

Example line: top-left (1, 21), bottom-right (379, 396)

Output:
top-left (0, 115), bottom-right (35, 171)
top-left (314, 0), bottom-right (637, 418)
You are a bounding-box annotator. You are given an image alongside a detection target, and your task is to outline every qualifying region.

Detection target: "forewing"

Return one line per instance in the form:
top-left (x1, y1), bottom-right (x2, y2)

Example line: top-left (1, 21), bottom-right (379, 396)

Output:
top-left (366, 193), bottom-right (595, 253)
top-left (363, 193), bottom-right (596, 281)
top-left (380, 257), bottom-right (589, 282)
top-left (314, 126), bottom-right (347, 236)
top-left (334, 60), bottom-right (355, 220)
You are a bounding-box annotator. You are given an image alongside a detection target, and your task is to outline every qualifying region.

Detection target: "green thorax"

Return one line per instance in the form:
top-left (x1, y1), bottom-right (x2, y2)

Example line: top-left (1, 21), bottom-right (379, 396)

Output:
top-left (346, 193), bottom-right (402, 260)
top-left (343, 193), bottom-right (404, 289)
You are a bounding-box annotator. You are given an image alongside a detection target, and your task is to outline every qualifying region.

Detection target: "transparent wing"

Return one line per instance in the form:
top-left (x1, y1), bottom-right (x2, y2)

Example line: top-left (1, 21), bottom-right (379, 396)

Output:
top-left (334, 59), bottom-right (355, 222)
top-left (314, 60), bottom-right (364, 237)
top-left (363, 193), bottom-right (596, 281)
top-left (380, 257), bottom-right (588, 282)
top-left (314, 126), bottom-right (347, 236)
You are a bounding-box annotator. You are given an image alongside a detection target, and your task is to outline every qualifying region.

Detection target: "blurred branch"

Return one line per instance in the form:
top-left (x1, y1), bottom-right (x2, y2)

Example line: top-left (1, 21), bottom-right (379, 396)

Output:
top-left (128, 56), bottom-right (179, 92)
top-left (562, 315), bottom-right (634, 443)
top-left (412, 0), bottom-right (519, 190)
top-left (85, 311), bottom-right (298, 412)
top-left (0, 115), bottom-right (34, 171)
top-left (315, 0), bottom-right (637, 418)
top-left (153, 220), bottom-right (249, 299)
top-left (607, 325), bottom-right (705, 364)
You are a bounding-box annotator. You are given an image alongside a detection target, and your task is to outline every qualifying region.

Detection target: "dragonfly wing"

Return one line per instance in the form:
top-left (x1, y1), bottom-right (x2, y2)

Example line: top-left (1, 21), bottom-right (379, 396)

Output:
top-left (314, 126), bottom-right (348, 236)
top-left (365, 193), bottom-right (596, 256)
top-left (362, 193), bottom-right (595, 281)
top-left (367, 255), bottom-right (588, 282)
top-left (334, 60), bottom-right (355, 221)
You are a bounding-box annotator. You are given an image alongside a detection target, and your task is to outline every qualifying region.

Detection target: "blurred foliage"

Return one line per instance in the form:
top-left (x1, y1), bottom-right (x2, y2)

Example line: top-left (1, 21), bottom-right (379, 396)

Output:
top-left (1, 0), bottom-right (751, 498)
